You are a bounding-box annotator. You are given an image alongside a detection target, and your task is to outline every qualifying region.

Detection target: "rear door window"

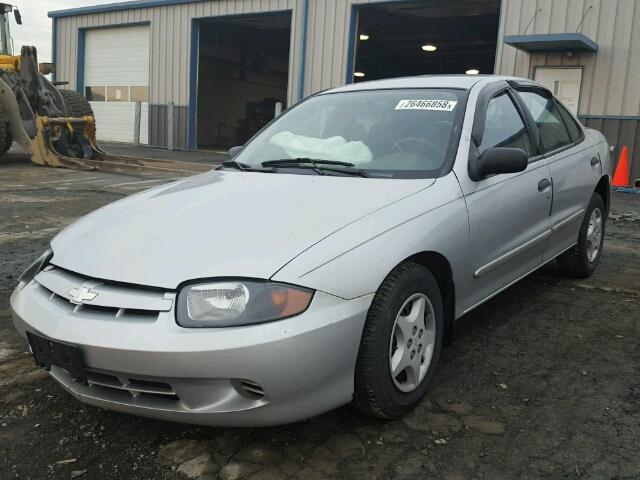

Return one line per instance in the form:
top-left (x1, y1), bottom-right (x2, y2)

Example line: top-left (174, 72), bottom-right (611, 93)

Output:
top-left (517, 90), bottom-right (574, 153)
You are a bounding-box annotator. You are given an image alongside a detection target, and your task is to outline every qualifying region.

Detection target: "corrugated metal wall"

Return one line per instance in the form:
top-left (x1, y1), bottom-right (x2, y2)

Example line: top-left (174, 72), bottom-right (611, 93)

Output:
top-left (495, 0), bottom-right (640, 181)
top-left (56, 0), bottom-right (301, 106)
top-left (302, 0), bottom-right (411, 97)
top-left (496, 0), bottom-right (640, 117)
top-left (55, 0), bottom-right (302, 149)
top-left (54, 0), bottom-right (640, 178)
top-left (55, 0), bottom-right (640, 116)
top-left (54, 0), bottom-right (419, 149)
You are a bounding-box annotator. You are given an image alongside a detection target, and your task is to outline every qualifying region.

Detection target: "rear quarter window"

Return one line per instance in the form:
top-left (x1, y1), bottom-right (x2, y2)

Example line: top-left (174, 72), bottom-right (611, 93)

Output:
top-left (554, 99), bottom-right (583, 143)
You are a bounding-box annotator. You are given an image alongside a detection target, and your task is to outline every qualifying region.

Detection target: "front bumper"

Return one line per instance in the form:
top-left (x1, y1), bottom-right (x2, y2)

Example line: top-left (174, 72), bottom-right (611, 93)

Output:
top-left (10, 277), bottom-right (373, 426)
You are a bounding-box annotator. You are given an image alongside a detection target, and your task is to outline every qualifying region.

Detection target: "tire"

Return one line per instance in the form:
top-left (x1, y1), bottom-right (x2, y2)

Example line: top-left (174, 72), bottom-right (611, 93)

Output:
top-left (58, 89), bottom-right (94, 135)
top-left (354, 261), bottom-right (444, 419)
top-left (0, 104), bottom-right (12, 156)
top-left (557, 193), bottom-right (606, 278)
top-left (59, 89), bottom-right (94, 117)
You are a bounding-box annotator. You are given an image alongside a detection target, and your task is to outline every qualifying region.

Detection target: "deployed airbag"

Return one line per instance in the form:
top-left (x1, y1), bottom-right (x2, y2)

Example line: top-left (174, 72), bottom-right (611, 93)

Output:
top-left (269, 131), bottom-right (373, 165)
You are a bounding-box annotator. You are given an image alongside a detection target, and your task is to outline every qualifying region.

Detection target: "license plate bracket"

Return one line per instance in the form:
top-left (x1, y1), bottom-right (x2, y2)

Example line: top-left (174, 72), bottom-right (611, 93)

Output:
top-left (27, 332), bottom-right (87, 385)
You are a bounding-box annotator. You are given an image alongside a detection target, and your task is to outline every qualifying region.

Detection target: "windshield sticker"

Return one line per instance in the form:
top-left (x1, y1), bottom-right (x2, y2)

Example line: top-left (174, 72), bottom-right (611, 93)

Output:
top-left (395, 99), bottom-right (458, 111)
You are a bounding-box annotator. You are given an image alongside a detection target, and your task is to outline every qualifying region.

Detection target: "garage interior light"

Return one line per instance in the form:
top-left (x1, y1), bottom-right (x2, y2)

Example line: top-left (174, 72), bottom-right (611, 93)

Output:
top-left (421, 44), bottom-right (437, 52)
top-left (359, 34), bottom-right (370, 41)
top-left (354, 72), bottom-right (366, 78)
top-left (465, 69), bottom-right (480, 75)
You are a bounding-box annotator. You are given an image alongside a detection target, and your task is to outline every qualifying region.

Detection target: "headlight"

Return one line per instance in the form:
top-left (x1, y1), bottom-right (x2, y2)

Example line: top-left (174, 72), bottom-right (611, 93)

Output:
top-left (176, 280), bottom-right (314, 328)
top-left (18, 248), bottom-right (53, 286)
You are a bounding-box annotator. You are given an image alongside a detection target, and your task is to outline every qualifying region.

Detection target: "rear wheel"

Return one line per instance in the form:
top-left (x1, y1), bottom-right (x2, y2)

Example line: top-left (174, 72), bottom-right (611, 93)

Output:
top-left (557, 193), bottom-right (605, 278)
top-left (354, 261), bottom-right (444, 419)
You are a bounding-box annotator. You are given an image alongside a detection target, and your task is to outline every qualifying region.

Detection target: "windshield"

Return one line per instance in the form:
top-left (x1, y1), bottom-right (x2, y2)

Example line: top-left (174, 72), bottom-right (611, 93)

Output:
top-left (233, 88), bottom-right (466, 178)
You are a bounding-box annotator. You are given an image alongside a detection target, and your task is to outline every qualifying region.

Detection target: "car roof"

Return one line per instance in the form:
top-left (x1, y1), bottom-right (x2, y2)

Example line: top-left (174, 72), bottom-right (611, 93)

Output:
top-left (321, 75), bottom-right (537, 94)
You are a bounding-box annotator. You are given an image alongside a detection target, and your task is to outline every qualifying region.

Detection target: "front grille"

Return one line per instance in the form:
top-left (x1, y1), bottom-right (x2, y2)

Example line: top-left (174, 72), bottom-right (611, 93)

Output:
top-left (40, 285), bottom-right (160, 321)
top-left (51, 367), bottom-right (270, 413)
top-left (86, 370), bottom-right (180, 402)
top-left (33, 266), bottom-right (173, 322)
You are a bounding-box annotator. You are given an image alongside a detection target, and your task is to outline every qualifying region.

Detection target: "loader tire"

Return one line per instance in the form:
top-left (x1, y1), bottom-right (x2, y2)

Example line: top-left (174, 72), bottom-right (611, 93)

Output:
top-left (0, 105), bottom-right (12, 156)
top-left (59, 90), bottom-right (94, 135)
top-left (59, 89), bottom-right (94, 117)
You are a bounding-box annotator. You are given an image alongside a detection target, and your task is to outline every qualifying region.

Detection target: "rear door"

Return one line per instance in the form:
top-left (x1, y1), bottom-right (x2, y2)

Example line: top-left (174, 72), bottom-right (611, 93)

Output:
top-left (456, 83), bottom-right (553, 312)
top-left (513, 87), bottom-right (600, 260)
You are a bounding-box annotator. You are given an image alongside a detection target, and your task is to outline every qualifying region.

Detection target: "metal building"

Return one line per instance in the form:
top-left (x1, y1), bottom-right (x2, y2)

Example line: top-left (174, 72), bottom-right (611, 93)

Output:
top-left (49, 0), bottom-right (640, 180)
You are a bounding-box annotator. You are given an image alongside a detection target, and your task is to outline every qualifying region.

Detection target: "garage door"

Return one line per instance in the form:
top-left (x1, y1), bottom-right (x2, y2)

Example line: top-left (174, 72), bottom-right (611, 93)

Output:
top-left (84, 25), bottom-right (149, 144)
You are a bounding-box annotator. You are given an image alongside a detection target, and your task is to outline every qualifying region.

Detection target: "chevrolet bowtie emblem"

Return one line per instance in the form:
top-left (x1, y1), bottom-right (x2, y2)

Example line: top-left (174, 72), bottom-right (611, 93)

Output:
top-left (67, 286), bottom-right (98, 304)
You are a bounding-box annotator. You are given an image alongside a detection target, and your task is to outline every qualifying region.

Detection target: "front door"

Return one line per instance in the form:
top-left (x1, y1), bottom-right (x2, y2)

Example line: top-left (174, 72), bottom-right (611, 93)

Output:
top-left (458, 88), bottom-right (553, 312)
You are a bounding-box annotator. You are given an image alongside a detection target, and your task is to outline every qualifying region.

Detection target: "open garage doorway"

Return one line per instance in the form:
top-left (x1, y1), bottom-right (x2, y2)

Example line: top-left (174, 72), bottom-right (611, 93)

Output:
top-left (351, 0), bottom-right (501, 82)
top-left (196, 12), bottom-right (292, 149)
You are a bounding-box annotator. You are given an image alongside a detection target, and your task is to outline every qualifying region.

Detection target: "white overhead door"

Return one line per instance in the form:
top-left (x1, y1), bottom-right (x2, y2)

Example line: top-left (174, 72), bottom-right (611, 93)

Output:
top-left (84, 25), bottom-right (150, 144)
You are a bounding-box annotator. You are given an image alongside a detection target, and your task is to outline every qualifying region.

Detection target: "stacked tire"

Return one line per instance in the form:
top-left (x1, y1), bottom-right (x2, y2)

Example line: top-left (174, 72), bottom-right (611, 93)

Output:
top-left (59, 89), bottom-right (95, 135)
top-left (59, 89), bottom-right (94, 117)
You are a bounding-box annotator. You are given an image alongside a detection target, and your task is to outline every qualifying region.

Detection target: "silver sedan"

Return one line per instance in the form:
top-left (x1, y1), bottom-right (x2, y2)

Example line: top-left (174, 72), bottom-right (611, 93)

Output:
top-left (11, 75), bottom-right (611, 426)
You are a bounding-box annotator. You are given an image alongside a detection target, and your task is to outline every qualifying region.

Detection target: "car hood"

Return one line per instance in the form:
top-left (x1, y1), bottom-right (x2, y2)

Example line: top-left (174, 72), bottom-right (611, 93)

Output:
top-left (51, 170), bottom-right (434, 289)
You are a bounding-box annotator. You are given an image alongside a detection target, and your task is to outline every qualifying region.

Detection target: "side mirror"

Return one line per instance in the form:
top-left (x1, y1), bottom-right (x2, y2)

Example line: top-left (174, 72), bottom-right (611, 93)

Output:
top-left (228, 145), bottom-right (243, 158)
top-left (14, 9), bottom-right (22, 25)
top-left (478, 147), bottom-right (528, 177)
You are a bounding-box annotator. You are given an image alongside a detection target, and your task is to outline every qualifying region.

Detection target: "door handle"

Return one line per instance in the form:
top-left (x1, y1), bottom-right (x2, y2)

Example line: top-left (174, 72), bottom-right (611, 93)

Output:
top-left (590, 156), bottom-right (600, 166)
top-left (538, 178), bottom-right (552, 192)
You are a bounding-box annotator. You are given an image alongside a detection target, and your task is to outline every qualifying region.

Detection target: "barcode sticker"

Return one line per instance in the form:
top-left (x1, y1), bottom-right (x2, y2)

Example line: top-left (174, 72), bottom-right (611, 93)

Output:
top-left (395, 99), bottom-right (458, 111)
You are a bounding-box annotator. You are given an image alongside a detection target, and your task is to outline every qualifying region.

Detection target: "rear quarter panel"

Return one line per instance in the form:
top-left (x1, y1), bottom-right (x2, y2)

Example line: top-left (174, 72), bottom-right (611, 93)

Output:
top-left (584, 127), bottom-right (612, 178)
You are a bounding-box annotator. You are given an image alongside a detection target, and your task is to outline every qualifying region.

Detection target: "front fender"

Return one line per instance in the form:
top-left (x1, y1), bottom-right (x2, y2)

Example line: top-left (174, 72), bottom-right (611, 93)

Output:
top-left (271, 174), bottom-right (470, 300)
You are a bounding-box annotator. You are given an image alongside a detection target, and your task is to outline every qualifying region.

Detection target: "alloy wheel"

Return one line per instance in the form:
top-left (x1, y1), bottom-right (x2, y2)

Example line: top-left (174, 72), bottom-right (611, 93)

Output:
top-left (586, 207), bottom-right (603, 263)
top-left (388, 293), bottom-right (436, 393)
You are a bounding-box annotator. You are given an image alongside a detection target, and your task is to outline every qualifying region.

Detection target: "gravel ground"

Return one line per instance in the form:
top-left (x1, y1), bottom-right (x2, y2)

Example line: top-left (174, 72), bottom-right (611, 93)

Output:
top-left (1, 151), bottom-right (639, 480)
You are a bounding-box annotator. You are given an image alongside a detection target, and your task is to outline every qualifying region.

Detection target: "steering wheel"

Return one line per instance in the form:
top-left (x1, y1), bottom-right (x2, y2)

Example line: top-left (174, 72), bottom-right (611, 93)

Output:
top-left (395, 136), bottom-right (445, 158)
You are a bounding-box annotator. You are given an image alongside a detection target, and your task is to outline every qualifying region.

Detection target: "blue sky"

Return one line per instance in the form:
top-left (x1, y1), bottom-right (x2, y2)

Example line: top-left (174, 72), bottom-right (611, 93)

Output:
top-left (11, 1), bottom-right (116, 62)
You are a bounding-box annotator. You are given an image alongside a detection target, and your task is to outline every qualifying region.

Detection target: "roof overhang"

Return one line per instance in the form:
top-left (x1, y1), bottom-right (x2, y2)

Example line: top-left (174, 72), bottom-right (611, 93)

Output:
top-left (503, 33), bottom-right (598, 53)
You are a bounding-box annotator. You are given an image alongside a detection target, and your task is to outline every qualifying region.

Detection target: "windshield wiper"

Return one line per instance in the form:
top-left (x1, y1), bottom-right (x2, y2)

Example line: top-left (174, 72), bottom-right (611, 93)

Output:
top-left (220, 160), bottom-right (275, 173)
top-left (317, 166), bottom-right (370, 177)
top-left (262, 158), bottom-right (356, 168)
top-left (261, 158), bottom-right (368, 177)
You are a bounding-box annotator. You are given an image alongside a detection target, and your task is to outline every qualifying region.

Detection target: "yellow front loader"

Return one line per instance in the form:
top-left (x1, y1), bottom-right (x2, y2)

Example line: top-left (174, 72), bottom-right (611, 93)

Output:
top-left (0, 4), bottom-right (210, 177)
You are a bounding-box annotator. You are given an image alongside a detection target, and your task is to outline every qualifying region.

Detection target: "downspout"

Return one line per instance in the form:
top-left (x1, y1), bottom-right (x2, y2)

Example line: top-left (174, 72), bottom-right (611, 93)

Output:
top-left (187, 19), bottom-right (199, 150)
top-left (51, 18), bottom-right (57, 82)
top-left (76, 28), bottom-right (86, 94)
top-left (345, 5), bottom-right (358, 84)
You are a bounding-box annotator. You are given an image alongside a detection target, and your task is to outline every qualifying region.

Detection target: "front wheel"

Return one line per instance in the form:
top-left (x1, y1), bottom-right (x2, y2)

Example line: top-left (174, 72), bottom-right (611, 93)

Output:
top-left (0, 104), bottom-right (11, 156)
top-left (557, 193), bottom-right (606, 278)
top-left (353, 262), bottom-right (443, 419)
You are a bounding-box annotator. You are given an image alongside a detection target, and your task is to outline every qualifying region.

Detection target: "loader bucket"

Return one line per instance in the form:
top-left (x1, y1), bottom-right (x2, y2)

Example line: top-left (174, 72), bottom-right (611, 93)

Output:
top-left (30, 115), bottom-right (213, 177)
